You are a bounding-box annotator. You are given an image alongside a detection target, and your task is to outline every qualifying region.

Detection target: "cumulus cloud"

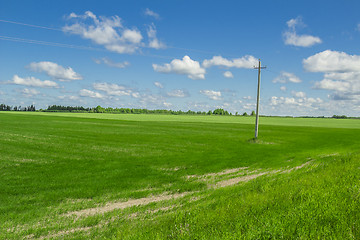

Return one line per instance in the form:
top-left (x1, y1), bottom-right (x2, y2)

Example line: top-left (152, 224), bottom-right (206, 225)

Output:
top-left (313, 79), bottom-right (351, 92)
top-left (292, 91), bottom-right (306, 98)
top-left (21, 88), bottom-right (40, 97)
top-left (93, 82), bottom-right (134, 96)
top-left (138, 93), bottom-right (172, 108)
top-left (283, 17), bottom-right (322, 47)
top-left (273, 71), bottom-right (301, 83)
top-left (79, 89), bottom-right (104, 99)
top-left (280, 86), bottom-right (287, 91)
top-left (154, 81), bottom-right (163, 88)
top-left (166, 89), bottom-right (189, 98)
top-left (144, 8), bottom-right (160, 19)
top-left (270, 96), bottom-right (322, 107)
top-left (202, 55), bottom-right (257, 69)
top-left (63, 11), bottom-right (143, 54)
top-left (200, 90), bottom-right (222, 100)
top-left (153, 55), bottom-right (206, 80)
top-left (269, 96), bottom-right (325, 116)
top-left (304, 50), bottom-right (360, 100)
top-left (303, 50), bottom-right (360, 73)
top-left (147, 23), bottom-right (166, 49)
top-left (58, 95), bottom-right (79, 100)
top-left (223, 71), bottom-right (234, 78)
top-left (28, 61), bottom-right (82, 81)
top-left (94, 57), bottom-right (129, 68)
top-left (8, 75), bottom-right (59, 88)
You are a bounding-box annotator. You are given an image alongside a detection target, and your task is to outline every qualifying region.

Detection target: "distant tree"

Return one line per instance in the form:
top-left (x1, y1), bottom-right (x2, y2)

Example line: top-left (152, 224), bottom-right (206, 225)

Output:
top-left (242, 112), bottom-right (248, 116)
top-left (251, 110), bottom-right (256, 116)
top-left (332, 115), bottom-right (347, 119)
top-left (94, 105), bottom-right (105, 113)
top-left (0, 104), bottom-right (11, 111)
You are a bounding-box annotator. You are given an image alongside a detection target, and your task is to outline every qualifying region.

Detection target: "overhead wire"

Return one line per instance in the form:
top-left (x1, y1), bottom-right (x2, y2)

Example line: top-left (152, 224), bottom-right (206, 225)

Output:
top-left (0, 18), bottom-right (235, 59)
top-left (0, 35), bottom-right (105, 51)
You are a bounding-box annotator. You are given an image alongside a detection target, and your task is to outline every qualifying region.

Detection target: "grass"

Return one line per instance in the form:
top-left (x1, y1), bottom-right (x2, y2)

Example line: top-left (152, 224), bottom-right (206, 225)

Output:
top-left (0, 112), bottom-right (360, 239)
top-left (5, 111), bottom-right (360, 128)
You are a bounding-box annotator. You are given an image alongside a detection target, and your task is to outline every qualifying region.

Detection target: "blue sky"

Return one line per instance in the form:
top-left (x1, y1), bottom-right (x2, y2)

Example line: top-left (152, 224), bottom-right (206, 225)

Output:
top-left (1, 0), bottom-right (360, 116)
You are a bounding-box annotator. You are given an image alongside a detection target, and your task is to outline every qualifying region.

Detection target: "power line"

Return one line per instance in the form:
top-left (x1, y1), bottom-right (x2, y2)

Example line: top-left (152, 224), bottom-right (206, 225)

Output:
top-left (0, 19), bottom-right (63, 31)
top-left (0, 35), bottom-right (105, 51)
top-left (0, 35), bottom-right (178, 60)
top-left (0, 18), bottom-right (239, 59)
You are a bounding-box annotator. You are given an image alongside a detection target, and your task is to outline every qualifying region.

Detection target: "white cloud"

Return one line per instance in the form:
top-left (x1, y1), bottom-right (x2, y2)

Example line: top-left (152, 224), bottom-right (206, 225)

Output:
top-left (154, 81), bottom-right (163, 88)
top-left (147, 23), bottom-right (166, 49)
top-left (58, 95), bottom-right (79, 100)
top-left (8, 75), bottom-right (59, 88)
top-left (138, 93), bottom-right (172, 109)
top-left (79, 89), bottom-right (104, 99)
top-left (94, 57), bottom-right (129, 68)
top-left (303, 50), bottom-right (360, 73)
top-left (243, 96), bottom-right (252, 100)
top-left (270, 96), bottom-right (322, 107)
top-left (28, 61), bottom-right (82, 81)
top-left (202, 55), bottom-right (257, 69)
top-left (166, 89), bottom-right (189, 98)
top-left (273, 71), bottom-right (301, 83)
top-left (122, 29), bottom-right (143, 44)
top-left (283, 32), bottom-right (322, 47)
top-left (304, 50), bottom-right (360, 100)
top-left (292, 91), bottom-right (306, 98)
top-left (223, 71), bottom-right (234, 78)
top-left (63, 11), bottom-right (143, 54)
top-left (200, 90), bottom-right (222, 100)
top-left (21, 88), bottom-right (40, 97)
top-left (313, 79), bottom-right (351, 92)
top-left (144, 8), bottom-right (160, 19)
top-left (280, 86), bottom-right (287, 91)
top-left (93, 82), bottom-right (134, 96)
top-left (286, 17), bottom-right (304, 29)
top-left (153, 55), bottom-right (206, 80)
top-left (283, 17), bottom-right (322, 47)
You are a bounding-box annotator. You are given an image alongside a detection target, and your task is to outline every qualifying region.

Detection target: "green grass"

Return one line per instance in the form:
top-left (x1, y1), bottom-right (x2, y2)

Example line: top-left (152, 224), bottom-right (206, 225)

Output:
top-left (5, 111), bottom-right (360, 128)
top-left (1, 112), bottom-right (360, 239)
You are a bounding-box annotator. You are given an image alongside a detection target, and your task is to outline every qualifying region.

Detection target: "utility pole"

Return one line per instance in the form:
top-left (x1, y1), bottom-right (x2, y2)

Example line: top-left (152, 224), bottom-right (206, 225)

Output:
top-left (254, 59), bottom-right (266, 139)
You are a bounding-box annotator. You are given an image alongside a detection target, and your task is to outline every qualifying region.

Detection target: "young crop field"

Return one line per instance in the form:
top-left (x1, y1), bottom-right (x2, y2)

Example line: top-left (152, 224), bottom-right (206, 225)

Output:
top-left (1, 112), bottom-right (360, 239)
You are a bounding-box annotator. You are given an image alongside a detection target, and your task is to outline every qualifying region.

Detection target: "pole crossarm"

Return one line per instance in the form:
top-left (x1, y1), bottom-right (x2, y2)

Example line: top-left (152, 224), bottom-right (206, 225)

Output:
top-left (253, 59), bottom-right (266, 139)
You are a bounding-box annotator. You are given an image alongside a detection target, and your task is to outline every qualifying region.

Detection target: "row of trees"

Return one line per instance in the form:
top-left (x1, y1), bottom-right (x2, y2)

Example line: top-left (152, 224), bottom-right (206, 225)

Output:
top-left (0, 103), bottom-right (256, 116)
top-left (45, 105), bottom-right (257, 116)
top-left (46, 105), bottom-right (91, 112)
top-left (1, 104), bottom-right (354, 118)
top-left (0, 104), bottom-right (36, 111)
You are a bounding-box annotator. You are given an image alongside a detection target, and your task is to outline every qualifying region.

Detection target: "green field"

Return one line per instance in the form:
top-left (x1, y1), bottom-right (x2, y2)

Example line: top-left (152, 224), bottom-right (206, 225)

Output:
top-left (1, 112), bottom-right (360, 239)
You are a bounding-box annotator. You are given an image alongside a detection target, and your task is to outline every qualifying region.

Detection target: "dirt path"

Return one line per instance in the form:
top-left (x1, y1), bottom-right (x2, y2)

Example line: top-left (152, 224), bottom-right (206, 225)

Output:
top-left (65, 161), bottom-right (312, 218)
top-left (65, 192), bottom-right (189, 218)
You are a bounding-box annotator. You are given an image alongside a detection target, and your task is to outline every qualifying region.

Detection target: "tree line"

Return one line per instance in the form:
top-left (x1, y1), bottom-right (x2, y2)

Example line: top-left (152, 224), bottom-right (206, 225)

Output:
top-left (44, 105), bottom-right (260, 116)
top-left (0, 104), bottom-right (36, 111)
top-left (45, 105), bottom-right (240, 115)
top-left (2, 103), bottom-right (356, 118)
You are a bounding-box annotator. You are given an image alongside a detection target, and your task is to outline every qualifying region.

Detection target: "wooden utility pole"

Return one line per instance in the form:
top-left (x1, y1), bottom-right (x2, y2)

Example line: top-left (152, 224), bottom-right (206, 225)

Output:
top-left (254, 59), bottom-right (266, 139)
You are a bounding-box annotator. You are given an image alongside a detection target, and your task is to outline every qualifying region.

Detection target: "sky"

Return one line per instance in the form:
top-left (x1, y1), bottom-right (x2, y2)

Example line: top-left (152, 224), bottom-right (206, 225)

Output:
top-left (1, 0), bottom-right (360, 116)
